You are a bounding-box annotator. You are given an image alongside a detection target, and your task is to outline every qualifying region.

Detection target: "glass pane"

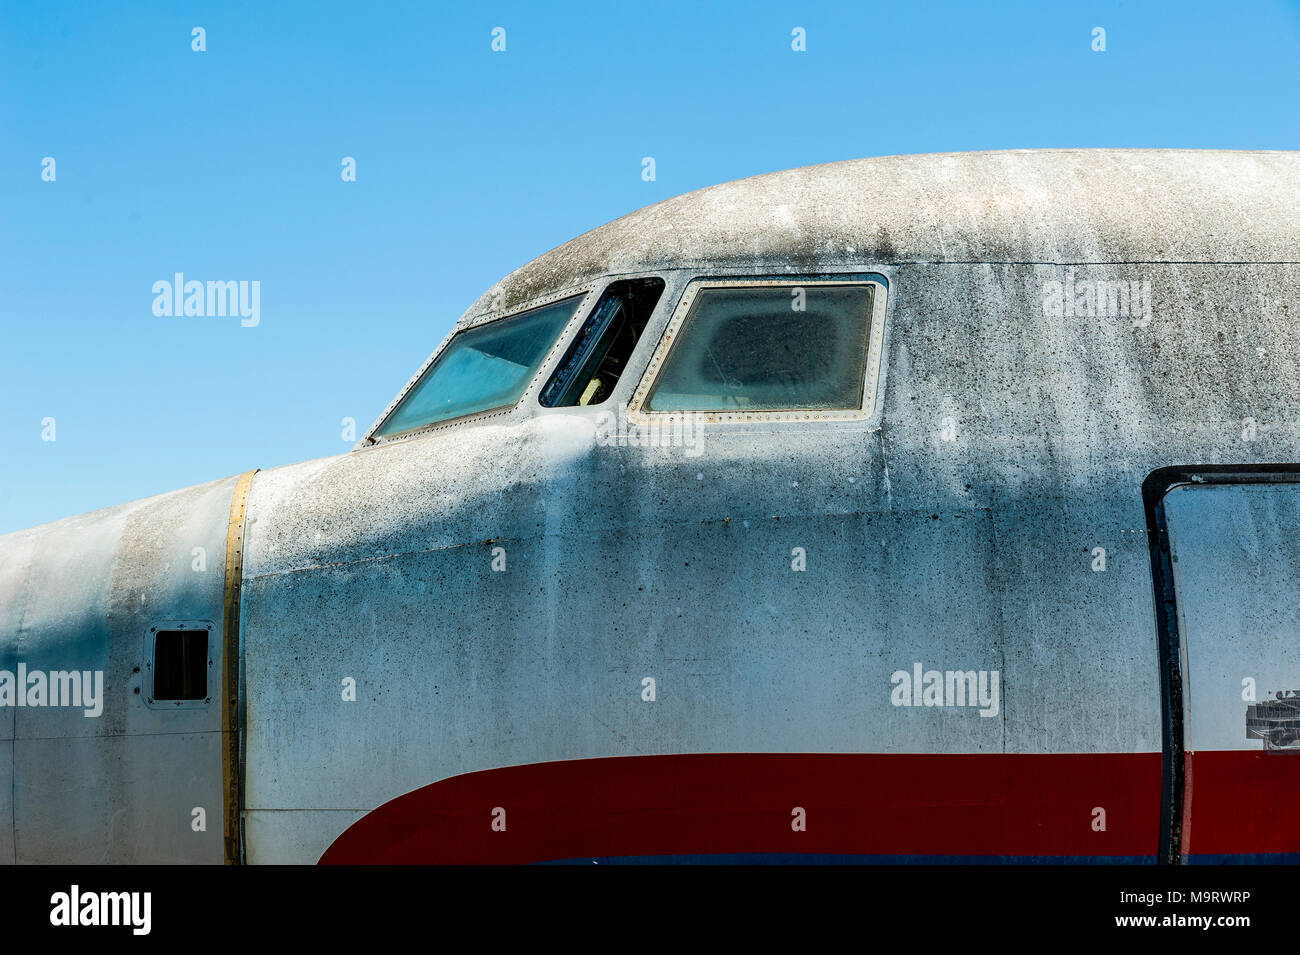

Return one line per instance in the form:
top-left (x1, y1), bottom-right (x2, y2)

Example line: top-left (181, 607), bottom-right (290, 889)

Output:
top-left (644, 285), bottom-right (873, 412)
top-left (375, 296), bottom-right (582, 436)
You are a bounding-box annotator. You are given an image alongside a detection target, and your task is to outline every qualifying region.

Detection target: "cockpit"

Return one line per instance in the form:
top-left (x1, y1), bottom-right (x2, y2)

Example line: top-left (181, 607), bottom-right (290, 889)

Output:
top-left (365, 274), bottom-right (887, 444)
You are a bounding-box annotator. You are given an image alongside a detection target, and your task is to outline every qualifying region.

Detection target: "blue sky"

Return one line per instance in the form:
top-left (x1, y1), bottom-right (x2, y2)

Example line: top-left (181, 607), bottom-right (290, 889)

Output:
top-left (2, 0), bottom-right (1298, 533)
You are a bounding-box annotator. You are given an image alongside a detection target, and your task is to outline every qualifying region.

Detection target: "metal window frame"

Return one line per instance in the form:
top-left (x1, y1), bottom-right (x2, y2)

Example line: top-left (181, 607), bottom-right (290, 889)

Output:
top-left (144, 620), bottom-right (216, 709)
top-left (626, 274), bottom-right (889, 426)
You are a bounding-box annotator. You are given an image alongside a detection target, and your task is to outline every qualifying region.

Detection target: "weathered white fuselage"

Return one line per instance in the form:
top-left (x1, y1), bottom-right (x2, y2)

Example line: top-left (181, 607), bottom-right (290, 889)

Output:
top-left (3, 150), bottom-right (1299, 863)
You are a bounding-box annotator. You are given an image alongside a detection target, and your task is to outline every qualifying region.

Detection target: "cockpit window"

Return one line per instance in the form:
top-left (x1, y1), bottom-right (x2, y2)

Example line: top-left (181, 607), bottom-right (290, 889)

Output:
top-left (540, 278), bottom-right (664, 408)
top-left (643, 284), bottom-right (875, 412)
top-left (374, 295), bottom-right (583, 437)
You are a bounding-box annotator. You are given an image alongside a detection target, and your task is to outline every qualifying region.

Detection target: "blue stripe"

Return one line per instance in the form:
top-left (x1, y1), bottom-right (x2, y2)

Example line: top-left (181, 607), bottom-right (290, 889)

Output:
top-left (1185, 852), bottom-right (1300, 864)
top-left (540, 853), bottom-right (1159, 865)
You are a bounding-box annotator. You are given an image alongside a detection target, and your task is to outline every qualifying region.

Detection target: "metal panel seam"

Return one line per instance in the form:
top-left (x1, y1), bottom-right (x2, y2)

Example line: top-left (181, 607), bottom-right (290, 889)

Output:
top-left (222, 469), bottom-right (258, 865)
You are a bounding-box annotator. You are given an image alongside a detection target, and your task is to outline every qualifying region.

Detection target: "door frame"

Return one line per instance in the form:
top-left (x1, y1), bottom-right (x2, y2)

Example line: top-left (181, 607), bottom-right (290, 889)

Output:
top-left (1142, 463), bottom-right (1300, 864)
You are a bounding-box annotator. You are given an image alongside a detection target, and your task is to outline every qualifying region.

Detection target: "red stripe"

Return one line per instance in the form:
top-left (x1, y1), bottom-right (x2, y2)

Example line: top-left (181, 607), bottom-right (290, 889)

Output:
top-left (319, 753), bottom-right (1160, 864)
top-left (1184, 750), bottom-right (1300, 855)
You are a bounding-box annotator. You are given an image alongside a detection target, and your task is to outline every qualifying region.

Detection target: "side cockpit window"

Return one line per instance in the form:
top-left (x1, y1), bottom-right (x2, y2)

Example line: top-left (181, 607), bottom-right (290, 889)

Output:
top-left (638, 280), bottom-right (882, 416)
top-left (540, 278), bottom-right (665, 408)
top-left (374, 295), bottom-right (583, 438)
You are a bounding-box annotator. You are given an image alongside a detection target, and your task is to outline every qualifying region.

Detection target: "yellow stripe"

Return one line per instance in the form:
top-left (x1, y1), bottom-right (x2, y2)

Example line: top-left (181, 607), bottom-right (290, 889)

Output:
top-left (221, 469), bottom-right (258, 865)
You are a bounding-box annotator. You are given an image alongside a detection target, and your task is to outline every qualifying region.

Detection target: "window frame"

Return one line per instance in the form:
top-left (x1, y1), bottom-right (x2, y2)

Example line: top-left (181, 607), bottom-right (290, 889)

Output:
top-left (361, 285), bottom-right (600, 446)
top-left (627, 274), bottom-right (889, 425)
top-left (538, 276), bottom-right (667, 410)
top-left (143, 621), bottom-right (215, 710)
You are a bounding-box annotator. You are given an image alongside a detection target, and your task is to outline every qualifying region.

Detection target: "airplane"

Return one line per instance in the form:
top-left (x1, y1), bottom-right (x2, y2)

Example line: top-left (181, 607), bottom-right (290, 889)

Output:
top-left (2, 148), bottom-right (1299, 864)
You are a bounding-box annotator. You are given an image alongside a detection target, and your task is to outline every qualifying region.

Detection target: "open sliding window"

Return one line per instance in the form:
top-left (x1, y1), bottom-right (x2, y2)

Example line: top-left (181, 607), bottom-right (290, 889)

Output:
top-left (629, 276), bottom-right (887, 423)
top-left (373, 294), bottom-right (585, 439)
top-left (540, 278), bottom-right (665, 408)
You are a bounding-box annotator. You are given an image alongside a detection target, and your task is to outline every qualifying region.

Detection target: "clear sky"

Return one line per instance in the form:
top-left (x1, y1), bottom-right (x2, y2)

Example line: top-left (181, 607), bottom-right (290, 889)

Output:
top-left (2, 0), bottom-right (1298, 534)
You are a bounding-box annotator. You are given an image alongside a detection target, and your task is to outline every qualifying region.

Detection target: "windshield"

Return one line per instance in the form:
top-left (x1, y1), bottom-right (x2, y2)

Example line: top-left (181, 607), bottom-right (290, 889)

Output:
top-left (374, 295), bottom-right (583, 438)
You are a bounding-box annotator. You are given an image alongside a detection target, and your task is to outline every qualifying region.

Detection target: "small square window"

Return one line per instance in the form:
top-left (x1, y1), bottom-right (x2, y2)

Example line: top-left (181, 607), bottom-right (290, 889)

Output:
top-left (152, 628), bottom-right (209, 702)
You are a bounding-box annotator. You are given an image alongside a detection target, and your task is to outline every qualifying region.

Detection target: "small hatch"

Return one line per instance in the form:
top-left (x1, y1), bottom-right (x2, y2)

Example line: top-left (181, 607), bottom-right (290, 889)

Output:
top-left (147, 623), bottom-right (213, 706)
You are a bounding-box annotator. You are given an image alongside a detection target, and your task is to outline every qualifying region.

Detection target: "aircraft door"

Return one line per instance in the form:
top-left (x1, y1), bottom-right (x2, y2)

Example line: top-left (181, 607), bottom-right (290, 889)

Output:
top-left (1157, 475), bottom-right (1300, 862)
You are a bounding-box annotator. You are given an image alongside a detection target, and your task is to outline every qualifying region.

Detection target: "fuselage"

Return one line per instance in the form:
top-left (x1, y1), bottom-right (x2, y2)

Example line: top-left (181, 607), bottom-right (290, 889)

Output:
top-left (3, 149), bottom-right (1299, 863)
